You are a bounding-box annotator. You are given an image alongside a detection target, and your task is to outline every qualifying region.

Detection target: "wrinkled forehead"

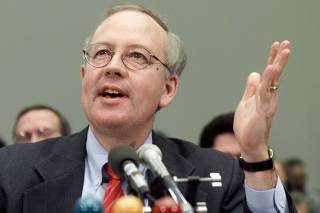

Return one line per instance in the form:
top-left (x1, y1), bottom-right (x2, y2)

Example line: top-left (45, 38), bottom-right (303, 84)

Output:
top-left (91, 10), bottom-right (168, 59)
top-left (16, 109), bottom-right (60, 129)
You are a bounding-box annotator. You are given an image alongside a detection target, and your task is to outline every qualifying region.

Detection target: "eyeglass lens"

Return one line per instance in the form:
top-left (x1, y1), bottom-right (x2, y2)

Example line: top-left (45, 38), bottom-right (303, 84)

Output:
top-left (15, 128), bottom-right (58, 143)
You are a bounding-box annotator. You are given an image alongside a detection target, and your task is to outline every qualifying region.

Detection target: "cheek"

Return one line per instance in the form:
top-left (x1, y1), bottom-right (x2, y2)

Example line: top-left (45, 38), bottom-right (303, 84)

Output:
top-left (136, 78), bottom-right (165, 107)
top-left (81, 80), bottom-right (89, 101)
top-left (81, 76), bottom-right (95, 110)
top-left (82, 73), bottom-right (96, 97)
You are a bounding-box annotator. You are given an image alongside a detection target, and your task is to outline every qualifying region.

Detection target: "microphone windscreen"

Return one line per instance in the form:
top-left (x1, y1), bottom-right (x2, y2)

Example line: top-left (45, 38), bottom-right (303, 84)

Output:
top-left (137, 144), bottom-right (162, 161)
top-left (111, 195), bottom-right (144, 213)
top-left (74, 196), bottom-right (103, 213)
top-left (109, 146), bottom-right (139, 178)
top-left (137, 144), bottom-right (169, 177)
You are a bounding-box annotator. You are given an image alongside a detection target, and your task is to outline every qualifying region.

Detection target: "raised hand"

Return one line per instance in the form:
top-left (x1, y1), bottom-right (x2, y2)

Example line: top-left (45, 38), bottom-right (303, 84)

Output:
top-left (234, 40), bottom-right (290, 162)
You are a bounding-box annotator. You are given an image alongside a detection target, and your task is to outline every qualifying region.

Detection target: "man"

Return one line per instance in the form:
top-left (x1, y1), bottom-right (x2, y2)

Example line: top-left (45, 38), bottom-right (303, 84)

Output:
top-left (0, 4), bottom-right (295, 213)
top-left (284, 158), bottom-right (320, 213)
top-left (284, 159), bottom-right (306, 193)
top-left (13, 104), bottom-right (71, 143)
top-left (199, 112), bottom-right (241, 158)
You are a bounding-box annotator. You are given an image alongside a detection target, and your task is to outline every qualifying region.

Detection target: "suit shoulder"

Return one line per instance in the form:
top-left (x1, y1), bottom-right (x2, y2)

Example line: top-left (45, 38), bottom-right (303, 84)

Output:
top-left (0, 131), bottom-right (85, 168)
top-left (168, 137), bottom-right (234, 163)
top-left (0, 137), bottom-right (60, 166)
top-left (165, 138), bottom-right (241, 178)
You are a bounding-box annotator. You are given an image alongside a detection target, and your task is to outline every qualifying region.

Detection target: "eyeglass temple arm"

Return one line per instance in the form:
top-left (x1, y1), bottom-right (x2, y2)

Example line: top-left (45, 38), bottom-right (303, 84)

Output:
top-left (151, 55), bottom-right (171, 73)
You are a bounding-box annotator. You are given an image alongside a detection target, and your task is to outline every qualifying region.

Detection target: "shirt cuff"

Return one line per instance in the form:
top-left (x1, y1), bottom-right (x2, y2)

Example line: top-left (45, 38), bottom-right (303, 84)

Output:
top-left (245, 176), bottom-right (288, 213)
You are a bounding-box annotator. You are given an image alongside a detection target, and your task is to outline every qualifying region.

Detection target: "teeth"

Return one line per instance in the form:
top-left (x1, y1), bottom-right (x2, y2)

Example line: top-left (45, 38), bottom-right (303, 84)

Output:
top-left (105, 89), bottom-right (120, 94)
top-left (101, 88), bottom-right (125, 98)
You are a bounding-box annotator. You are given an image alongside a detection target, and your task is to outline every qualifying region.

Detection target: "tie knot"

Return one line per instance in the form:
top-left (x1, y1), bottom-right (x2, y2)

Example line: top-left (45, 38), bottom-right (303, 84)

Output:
top-left (106, 164), bottom-right (121, 180)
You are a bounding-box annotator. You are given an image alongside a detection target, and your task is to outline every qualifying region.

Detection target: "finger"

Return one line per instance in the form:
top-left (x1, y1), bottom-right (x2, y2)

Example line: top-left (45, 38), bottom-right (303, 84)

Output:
top-left (260, 65), bottom-right (274, 94)
top-left (241, 72), bottom-right (261, 101)
top-left (267, 41), bottom-right (280, 65)
top-left (257, 65), bottom-right (279, 116)
top-left (271, 40), bottom-right (290, 67)
top-left (272, 48), bottom-right (290, 83)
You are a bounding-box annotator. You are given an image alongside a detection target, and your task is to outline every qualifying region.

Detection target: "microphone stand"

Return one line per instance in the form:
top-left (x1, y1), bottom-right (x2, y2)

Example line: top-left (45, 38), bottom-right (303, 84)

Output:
top-left (173, 173), bottom-right (222, 213)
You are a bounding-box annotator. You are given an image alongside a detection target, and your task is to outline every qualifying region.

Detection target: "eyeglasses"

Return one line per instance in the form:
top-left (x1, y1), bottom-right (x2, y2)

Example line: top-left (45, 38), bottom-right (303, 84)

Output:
top-left (15, 127), bottom-right (60, 143)
top-left (83, 43), bottom-right (170, 71)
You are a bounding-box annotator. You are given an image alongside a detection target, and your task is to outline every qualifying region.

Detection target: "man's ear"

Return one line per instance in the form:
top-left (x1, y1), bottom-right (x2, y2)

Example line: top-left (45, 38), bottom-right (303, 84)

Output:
top-left (159, 74), bottom-right (179, 108)
top-left (80, 64), bottom-right (85, 79)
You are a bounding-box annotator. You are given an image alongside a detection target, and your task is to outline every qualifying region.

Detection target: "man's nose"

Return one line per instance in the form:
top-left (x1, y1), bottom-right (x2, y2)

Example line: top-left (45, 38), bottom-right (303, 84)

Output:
top-left (103, 54), bottom-right (128, 78)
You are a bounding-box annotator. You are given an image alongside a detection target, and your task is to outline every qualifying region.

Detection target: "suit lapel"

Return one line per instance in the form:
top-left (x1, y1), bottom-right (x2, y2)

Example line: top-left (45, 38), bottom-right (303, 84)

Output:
top-left (153, 133), bottom-right (195, 179)
top-left (152, 133), bottom-right (208, 205)
top-left (22, 128), bottom-right (88, 213)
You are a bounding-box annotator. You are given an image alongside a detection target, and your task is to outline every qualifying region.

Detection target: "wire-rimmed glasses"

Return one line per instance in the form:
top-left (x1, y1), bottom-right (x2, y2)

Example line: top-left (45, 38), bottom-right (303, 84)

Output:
top-left (83, 43), bottom-right (170, 71)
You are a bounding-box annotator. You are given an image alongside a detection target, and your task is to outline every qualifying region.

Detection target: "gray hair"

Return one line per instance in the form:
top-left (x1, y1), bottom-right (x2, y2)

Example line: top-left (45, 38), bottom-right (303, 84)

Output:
top-left (84, 4), bottom-right (187, 77)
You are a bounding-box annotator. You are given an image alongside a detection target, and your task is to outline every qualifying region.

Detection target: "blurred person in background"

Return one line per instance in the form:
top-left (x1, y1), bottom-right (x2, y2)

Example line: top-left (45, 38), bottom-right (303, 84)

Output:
top-left (291, 191), bottom-right (310, 213)
top-left (285, 158), bottom-right (306, 193)
top-left (199, 112), bottom-right (240, 158)
top-left (13, 104), bottom-right (71, 143)
top-left (284, 158), bottom-right (320, 213)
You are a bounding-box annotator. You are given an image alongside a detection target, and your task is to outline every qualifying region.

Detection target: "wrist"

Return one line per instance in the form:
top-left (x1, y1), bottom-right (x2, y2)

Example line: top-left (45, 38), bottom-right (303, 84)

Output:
top-left (239, 148), bottom-right (274, 172)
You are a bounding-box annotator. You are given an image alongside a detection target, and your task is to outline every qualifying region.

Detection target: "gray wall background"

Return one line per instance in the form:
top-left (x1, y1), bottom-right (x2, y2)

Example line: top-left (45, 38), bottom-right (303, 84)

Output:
top-left (1, 1), bottom-right (319, 188)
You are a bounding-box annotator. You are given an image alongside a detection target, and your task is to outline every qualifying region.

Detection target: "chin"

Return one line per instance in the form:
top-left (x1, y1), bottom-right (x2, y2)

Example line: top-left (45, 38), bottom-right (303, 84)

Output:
top-left (95, 115), bottom-right (131, 129)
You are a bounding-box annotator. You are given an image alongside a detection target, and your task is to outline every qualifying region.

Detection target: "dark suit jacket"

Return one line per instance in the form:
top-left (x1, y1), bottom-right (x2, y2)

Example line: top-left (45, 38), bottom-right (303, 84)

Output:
top-left (0, 128), bottom-right (296, 213)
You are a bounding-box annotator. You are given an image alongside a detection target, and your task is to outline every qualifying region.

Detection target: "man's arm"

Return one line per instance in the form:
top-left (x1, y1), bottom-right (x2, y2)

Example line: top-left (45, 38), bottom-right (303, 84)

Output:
top-left (245, 176), bottom-right (289, 213)
top-left (232, 41), bottom-right (296, 212)
top-left (234, 40), bottom-right (290, 190)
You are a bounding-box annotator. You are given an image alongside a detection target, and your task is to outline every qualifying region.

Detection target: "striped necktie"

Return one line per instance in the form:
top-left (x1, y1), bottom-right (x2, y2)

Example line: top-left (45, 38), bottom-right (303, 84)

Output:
top-left (103, 164), bottom-right (124, 213)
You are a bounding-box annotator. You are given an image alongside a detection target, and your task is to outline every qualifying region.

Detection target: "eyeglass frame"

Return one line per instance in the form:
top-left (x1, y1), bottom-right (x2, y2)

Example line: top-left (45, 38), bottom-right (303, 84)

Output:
top-left (14, 127), bottom-right (61, 143)
top-left (82, 43), bottom-right (171, 72)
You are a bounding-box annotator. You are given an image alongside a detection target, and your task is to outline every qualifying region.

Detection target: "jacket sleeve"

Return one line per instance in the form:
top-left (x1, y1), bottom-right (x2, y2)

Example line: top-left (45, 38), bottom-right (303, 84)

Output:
top-left (0, 190), bottom-right (4, 213)
top-left (220, 158), bottom-right (247, 212)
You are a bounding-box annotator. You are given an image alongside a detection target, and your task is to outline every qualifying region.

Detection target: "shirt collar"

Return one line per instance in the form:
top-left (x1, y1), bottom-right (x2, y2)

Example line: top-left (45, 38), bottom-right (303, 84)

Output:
top-left (85, 127), bottom-right (153, 187)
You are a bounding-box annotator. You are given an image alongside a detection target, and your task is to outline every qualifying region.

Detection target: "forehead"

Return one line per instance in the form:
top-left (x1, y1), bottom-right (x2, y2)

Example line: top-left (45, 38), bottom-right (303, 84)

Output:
top-left (91, 10), bottom-right (167, 57)
top-left (16, 109), bottom-right (60, 130)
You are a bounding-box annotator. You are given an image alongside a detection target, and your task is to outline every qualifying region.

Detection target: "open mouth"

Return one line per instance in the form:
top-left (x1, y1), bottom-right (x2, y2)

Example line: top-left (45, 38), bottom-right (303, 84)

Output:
top-left (99, 88), bottom-right (127, 98)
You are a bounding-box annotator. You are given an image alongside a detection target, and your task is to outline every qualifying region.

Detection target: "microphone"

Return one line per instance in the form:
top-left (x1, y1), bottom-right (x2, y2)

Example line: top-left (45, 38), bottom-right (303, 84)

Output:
top-left (137, 144), bottom-right (194, 213)
top-left (153, 196), bottom-right (182, 213)
top-left (111, 195), bottom-right (144, 213)
top-left (108, 146), bottom-right (150, 198)
top-left (74, 196), bottom-right (103, 213)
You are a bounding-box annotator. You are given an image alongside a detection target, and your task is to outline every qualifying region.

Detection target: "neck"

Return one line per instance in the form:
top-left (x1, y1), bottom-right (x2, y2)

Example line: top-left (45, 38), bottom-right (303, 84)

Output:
top-left (89, 123), bottom-right (153, 152)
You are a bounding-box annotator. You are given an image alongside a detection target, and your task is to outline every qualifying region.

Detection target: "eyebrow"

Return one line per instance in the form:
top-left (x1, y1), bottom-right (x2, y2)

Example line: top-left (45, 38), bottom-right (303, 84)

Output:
top-left (89, 42), bottom-right (155, 54)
